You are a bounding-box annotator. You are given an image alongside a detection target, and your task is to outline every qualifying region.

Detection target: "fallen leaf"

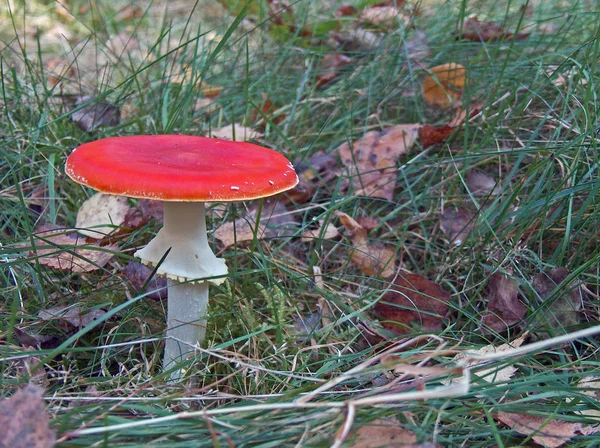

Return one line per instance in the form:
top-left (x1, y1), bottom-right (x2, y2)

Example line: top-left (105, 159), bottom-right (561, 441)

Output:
top-left (356, 216), bottom-right (380, 230)
top-left (38, 305), bottom-right (108, 329)
top-left (105, 33), bottom-right (139, 55)
top-left (71, 96), bottom-right (120, 132)
top-left (337, 124), bottom-right (421, 200)
top-left (422, 63), bottom-right (466, 109)
top-left (575, 376), bottom-right (600, 419)
top-left (12, 328), bottom-right (59, 350)
top-left (418, 124), bottom-right (455, 148)
top-left (28, 224), bottom-right (116, 272)
top-left (0, 385), bottom-right (56, 448)
top-left (459, 16), bottom-right (529, 42)
top-left (360, 5), bottom-right (409, 29)
top-left (115, 4), bottom-right (142, 21)
top-left (336, 4), bottom-right (356, 16)
top-left (465, 170), bottom-right (501, 196)
top-left (44, 57), bottom-right (76, 86)
top-left (402, 29), bottom-right (430, 64)
top-left (249, 93), bottom-right (285, 128)
top-left (351, 418), bottom-right (420, 448)
top-left (481, 273), bottom-right (528, 332)
top-left (418, 103), bottom-right (483, 147)
top-left (316, 53), bottom-right (352, 88)
top-left (294, 150), bottom-right (340, 189)
top-left (283, 178), bottom-right (315, 204)
top-left (447, 102), bottom-right (483, 127)
top-left (496, 411), bottom-right (599, 448)
top-left (440, 208), bottom-right (473, 244)
top-left (55, 0), bottom-right (73, 21)
top-left (328, 29), bottom-right (383, 52)
top-left (122, 261), bottom-right (168, 300)
top-left (374, 272), bottom-right (450, 334)
top-left (532, 267), bottom-right (583, 331)
top-left (138, 199), bottom-right (164, 222)
top-left (337, 211), bottom-right (396, 278)
top-left (451, 333), bottom-right (527, 385)
top-left (14, 348), bottom-right (50, 388)
top-left (201, 81), bottom-right (222, 98)
top-left (301, 220), bottom-right (339, 242)
top-left (76, 192), bottom-right (132, 239)
top-left (537, 22), bottom-right (561, 35)
top-left (214, 200), bottom-right (297, 249)
top-left (294, 310), bottom-right (322, 343)
top-left (210, 123), bottom-right (262, 141)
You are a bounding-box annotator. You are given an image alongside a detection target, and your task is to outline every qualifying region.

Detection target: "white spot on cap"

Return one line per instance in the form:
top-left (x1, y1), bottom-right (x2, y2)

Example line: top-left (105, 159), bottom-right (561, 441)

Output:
top-left (269, 180), bottom-right (274, 185)
top-left (231, 186), bottom-right (240, 190)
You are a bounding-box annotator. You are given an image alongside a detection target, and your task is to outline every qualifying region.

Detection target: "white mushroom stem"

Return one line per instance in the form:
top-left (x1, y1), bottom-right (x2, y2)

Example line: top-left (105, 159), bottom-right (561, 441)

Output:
top-left (164, 279), bottom-right (208, 374)
top-left (134, 201), bottom-right (228, 377)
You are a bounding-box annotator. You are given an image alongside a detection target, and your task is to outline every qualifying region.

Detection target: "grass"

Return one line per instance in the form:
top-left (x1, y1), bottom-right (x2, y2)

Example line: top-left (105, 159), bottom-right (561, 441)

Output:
top-left (1, 0), bottom-right (600, 446)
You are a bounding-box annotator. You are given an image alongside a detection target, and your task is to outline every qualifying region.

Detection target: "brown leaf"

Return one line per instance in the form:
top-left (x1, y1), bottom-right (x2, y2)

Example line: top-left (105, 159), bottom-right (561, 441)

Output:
top-left (336, 4), bottom-right (357, 16)
top-left (351, 418), bottom-right (421, 448)
top-left (440, 209), bottom-right (473, 244)
top-left (210, 123), bottom-right (262, 141)
top-left (28, 224), bottom-right (116, 272)
top-left (418, 124), bottom-right (455, 148)
top-left (465, 170), bottom-right (501, 196)
top-left (105, 33), bottom-right (139, 55)
top-left (300, 220), bottom-right (339, 242)
top-left (13, 349), bottom-right (50, 388)
top-left (449, 333), bottom-right (527, 385)
top-left (459, 16), bottom-right (529, 42)
top-left (286, 150), bottom-right (340, 203)
top-left (296, 150), bottom-right (340, 186)
top-left (12, 328), bottom-right (59, 350)
top-left (201, 81), bottom-right (222, 98)
top-left (294, 310), bottom-right (322, 343)
top-left (249, 93), bottom-right (285, 127)
top-left (328, 29), bottom-right (383, 52)
top-left (38, 305), bottom-right (108, 329)
top-left (214, 201), bottom-right (297, 249)
top-left (337, 212), bottom-right (396, 278)
top-left (418, 103), bottom-right (483, 148)
top-left (447, 102), bottom-right (483, 127)
top-left (575, 376), bottom-right (600, 419)
top-left (0, 385), bottom-right (56, 448)
top-left (44, 57), bottom-right (76, 86)
top-left (115, 4), bottom-right (142, 21)
top-left (532, 267), bottom-right (583, 330)
top-left (76, 192), bottom-right (132, 239)
top-left (360, 5), bottom-right (409, 29)
top-left (356, 216), bottom-right (380, 230)
top-left (481, 274), bottom-right (527, 332)
top-left (403, 29), bottom-right (430, 64)
top-left (122, 261), bottom-right (168, 300)
top-left (374, 272), bottom-right (450, 334)
top-left (422, 63), bottom-right (466, 109)
top-left (138, 199), bottom-right (163, 222)
top-left (316, 53), bottom-right (352, 88)
top-left (55, 1), bottom-right (73, 21)
top-left (496, 412), bottom-right (599, 448)
top-left (283, 178), bottom-right (315, 204)
top-left (71, 96), bottom-right (120, 132)
top-left (337, 124), bottom-right (421, 200)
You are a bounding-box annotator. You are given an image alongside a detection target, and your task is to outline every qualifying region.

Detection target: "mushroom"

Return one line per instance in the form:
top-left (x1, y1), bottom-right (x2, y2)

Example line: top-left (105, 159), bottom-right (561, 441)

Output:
top-left (65, 135), bottom-right (298, 377)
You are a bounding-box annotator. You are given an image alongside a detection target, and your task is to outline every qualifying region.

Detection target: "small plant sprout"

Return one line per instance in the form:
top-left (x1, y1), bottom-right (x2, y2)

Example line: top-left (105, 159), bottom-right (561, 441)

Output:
top-left (66, 135), bottom-right (298, 379)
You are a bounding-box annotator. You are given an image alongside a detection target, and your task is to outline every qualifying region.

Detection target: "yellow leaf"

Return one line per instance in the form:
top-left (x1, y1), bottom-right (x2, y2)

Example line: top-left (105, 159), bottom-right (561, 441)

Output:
top-left (423, 63), bottom-right (466, 109)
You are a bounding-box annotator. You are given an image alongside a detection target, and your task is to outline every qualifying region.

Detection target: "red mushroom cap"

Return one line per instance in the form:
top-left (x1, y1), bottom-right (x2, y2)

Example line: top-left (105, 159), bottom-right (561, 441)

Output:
top-left (65, 135), bottom-right (298, 201)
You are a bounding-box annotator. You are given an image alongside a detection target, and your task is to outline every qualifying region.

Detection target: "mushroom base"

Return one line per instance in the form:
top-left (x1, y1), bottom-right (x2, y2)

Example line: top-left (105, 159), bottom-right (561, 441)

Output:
top-left (163, 279), bottom-right (208, 377)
